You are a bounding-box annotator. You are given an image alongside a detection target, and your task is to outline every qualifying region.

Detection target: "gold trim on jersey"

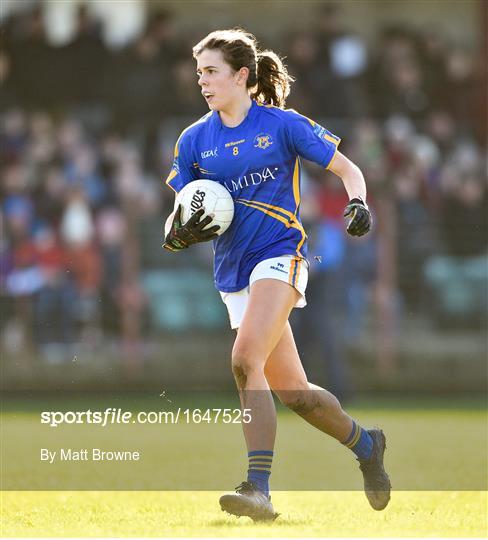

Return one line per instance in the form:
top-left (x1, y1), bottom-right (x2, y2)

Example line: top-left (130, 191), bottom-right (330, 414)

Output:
top-left (165, 113), bottom-right (212, 190)
top-left (292, 158), bottom-right (300, 215)
top-left (165, 169), bottom-right (178, 191)
top-left (236, 200), bottom-right (291, 228)
top-left (326, 146), bottom-right (340, 171)
top-left (255, 101), bottom-right (276, 109)
top-left (302, 115), bottom-right (341, 142)
top-left (236, 198), bottom-right (307, 258)
top-left (237, 198), bottom-right (294, 222)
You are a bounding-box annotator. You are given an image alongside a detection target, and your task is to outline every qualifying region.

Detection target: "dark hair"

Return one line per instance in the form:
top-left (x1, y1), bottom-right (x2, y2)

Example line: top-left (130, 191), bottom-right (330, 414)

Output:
top-left (193, 29), bottom-right (294, 108)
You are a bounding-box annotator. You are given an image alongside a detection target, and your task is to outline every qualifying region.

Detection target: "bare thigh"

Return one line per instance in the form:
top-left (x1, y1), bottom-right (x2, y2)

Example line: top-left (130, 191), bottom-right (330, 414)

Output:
top-left (233, 279), bottom-right (299, 371)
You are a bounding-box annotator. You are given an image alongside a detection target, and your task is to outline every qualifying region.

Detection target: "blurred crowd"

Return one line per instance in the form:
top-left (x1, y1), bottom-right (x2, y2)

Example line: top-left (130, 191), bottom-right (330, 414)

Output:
top-left (1, 4), bottom-right (486, 364)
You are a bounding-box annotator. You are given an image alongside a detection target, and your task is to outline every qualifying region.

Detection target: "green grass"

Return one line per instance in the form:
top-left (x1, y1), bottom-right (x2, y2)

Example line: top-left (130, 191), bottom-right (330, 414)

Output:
top-left (1, 395), bottom-right (487, 537)
top-left (2, 491), bottom-right (486, 537)
top-left (2, 406), bottom-right (486, 491)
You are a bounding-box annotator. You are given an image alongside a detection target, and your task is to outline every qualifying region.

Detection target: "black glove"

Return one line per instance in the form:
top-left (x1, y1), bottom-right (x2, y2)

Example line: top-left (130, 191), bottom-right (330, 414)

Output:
top-left (344, 197), bottom-right (372, 237)
top-left (162, 205), bottom-right (220, 252)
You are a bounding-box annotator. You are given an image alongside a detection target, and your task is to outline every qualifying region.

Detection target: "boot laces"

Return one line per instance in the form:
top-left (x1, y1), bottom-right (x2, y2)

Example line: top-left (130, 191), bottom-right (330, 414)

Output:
top-left (235, 481), bottom-right (256, 494)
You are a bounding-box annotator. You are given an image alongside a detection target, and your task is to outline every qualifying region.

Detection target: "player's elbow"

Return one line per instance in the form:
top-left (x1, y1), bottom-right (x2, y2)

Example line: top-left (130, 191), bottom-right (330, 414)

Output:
top-left (340, 160), bottom-right (363, 181)
top-left (329, 151), bottom-right (362, 180)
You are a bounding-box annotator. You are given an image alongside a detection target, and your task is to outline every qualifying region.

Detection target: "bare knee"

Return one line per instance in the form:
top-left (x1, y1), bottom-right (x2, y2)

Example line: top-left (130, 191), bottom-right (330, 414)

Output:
top-left (231, 340), bottom-right (263, 389)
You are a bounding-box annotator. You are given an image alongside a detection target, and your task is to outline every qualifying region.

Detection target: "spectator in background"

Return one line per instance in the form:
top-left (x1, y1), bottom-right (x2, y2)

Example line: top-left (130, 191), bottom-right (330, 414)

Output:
top-left (63, 143), bottom-right (107, 208)
top-left (350, 119), bottom-right (388, 196)
top-left (110, 25), bottom-right (171, 152)
top-left (0, 110), bottom-right (28, 165)
top-left (97, 207), bottom-right (125, 337)
top-left (34, 162), bottom-right (67, 228)
top-left (385, 57), bottom-right (431, 121)
top-left (27, 112), bottom-right (58, 168)
top-left (109, 23), bottom-right (178, 170)
top-left (444, 47), bottom-right (479, 137)
top-left (425, 174), bottom-right (487, 327)
top-left (286, 33), bottom-right (323, 117)
top-left (418, 27), bottom-right (449, 111)
top-left (439, 176), bottom-right (487, 258)
top-left (367, 26), bottom-right (421, 120)
top-left (0, 46), bottom-right (17, 112)
top-left (8, 6), bottom-right (62, 111)
top-left (3, 194), bottom-right (41, 353)
top-left (57, 118), bottom-right (86, 162)
top-left (171, 57), bottom-right (208, 117)
top-left (424, 110), bottom-right (456, 159)
top-left (34, 226), bottom-right (76, 361)
top-left (145, 9), bottom-right (179, 70)
top-left (60, 5), bottom-right (108, 112)
top-left (0, 216), bottom-right (14, 335)
top-left (342, 231), bottom-right (377, 345)
top-left (115, 273), bottom-right (148, 369)
top-left (394, 169), bottom-right (435, 312)
top-left (288, 3), bottom-right (367, 118)
top-left (61, 187), bottom-right (102, 346)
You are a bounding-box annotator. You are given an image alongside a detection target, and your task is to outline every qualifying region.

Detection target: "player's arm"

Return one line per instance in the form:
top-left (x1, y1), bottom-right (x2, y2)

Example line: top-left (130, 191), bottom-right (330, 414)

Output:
top-left (162, 197), bottom-right (220, 252)
top-left (327, 151), bottom-right (372, 237)
top-left (162, 132), bottom-right (220, 251)
top-left (286, 111), bottom-right (372, 237)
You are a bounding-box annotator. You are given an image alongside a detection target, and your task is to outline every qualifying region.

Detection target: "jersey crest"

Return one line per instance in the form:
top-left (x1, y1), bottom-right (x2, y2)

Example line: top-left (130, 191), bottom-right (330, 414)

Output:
top-left (254, 133), bottom-right (273, 150)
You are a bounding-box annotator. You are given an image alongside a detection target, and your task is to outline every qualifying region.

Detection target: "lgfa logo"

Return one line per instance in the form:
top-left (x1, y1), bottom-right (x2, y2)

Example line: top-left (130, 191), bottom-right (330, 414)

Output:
top-left (201, 147), bottom-right (218, 159)
top-left (254, 133), bottom-right (273, 150)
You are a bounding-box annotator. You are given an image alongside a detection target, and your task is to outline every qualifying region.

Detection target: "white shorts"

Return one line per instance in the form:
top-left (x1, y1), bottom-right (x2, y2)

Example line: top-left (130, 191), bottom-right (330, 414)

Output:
top-left (220, 255), bottom-right (309, 329)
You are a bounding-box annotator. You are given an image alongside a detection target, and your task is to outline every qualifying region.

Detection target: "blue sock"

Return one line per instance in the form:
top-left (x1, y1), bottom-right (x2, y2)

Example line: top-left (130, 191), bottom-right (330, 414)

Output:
top-left (247, 450), bottom-right (273, 496)
top-left (343, 420), bottom-right (373, 460)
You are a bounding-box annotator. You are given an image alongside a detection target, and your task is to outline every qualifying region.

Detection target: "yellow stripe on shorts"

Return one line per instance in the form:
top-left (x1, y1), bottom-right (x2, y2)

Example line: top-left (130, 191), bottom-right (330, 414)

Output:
top-left (288, 257), bottom-right (303, 288)
top-left (288, 258), bottom-right (297, 286)
top-left (293, 256), bottom-right (301, 287)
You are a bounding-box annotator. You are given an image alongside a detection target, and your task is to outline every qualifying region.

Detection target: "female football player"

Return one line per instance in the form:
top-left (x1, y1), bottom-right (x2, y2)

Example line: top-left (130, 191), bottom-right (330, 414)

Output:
top-left (163, 29), bottom-right (390, 521)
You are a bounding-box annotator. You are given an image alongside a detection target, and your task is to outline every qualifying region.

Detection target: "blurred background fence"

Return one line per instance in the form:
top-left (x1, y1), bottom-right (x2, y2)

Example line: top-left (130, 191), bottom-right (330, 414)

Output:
top-left (1, 0), bottom-right (486, 395)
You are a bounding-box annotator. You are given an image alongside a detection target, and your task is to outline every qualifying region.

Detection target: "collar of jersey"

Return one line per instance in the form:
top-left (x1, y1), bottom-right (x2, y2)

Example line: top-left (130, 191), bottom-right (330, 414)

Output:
top-left (211, 99), bottom-right (259, 132)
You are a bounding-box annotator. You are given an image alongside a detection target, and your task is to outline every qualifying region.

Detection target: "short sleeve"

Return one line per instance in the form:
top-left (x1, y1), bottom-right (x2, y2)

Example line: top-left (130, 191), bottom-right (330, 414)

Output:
top-left (286, 110), bottom-right (341, 169)
top-left (165, 131), bottom-right (198, 193)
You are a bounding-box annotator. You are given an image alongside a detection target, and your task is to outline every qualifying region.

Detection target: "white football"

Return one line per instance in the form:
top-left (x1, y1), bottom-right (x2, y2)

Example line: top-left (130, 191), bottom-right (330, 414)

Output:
top-left (176, 179), bottom-right (234, 236)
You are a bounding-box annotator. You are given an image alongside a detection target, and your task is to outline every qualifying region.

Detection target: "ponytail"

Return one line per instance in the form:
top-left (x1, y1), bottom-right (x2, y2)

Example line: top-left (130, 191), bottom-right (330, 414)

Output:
top-left (251, 50), bottom-right (294, 109)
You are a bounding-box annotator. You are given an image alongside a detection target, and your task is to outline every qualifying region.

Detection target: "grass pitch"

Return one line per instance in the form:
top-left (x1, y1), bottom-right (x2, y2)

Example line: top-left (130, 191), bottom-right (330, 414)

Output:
top-left (2, 490), bottom-right (486, 537)
top-left (2, 395), bottom-right (486, 537)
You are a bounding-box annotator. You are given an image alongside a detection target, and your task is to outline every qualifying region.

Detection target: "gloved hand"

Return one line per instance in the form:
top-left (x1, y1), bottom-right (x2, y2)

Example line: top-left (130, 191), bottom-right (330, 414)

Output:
top-left (162, 205), bottom-right (220, 252)
top-left (343, 198), bottom-right (372, 237)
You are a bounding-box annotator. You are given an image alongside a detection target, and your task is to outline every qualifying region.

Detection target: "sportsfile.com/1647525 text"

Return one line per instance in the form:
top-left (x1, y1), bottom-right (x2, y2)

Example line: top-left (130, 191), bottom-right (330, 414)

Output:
top-left (40, 408), bottom-right (252, 427)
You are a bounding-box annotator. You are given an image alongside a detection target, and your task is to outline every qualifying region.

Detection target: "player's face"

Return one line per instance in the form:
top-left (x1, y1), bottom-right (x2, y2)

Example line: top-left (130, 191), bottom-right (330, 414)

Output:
top-left (196, 49), bottom-right (246, 112)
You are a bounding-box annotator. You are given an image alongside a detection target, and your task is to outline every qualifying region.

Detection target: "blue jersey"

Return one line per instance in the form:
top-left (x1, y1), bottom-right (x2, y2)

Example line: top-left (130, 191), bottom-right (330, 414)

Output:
top-left (165, 100), bottom-right (340, 293)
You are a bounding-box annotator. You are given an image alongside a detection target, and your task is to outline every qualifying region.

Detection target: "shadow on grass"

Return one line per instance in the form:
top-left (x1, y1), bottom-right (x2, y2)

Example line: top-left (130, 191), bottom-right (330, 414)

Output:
top-left (208, 517), bottom-right (307, 527)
